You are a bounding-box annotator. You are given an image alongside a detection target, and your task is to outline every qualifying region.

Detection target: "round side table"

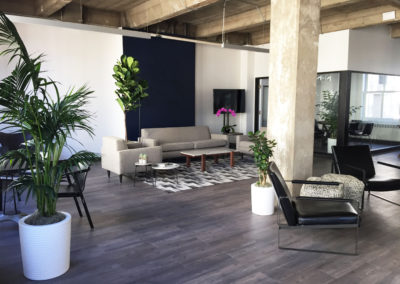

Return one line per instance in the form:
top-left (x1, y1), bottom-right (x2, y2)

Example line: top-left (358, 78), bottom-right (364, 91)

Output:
top-left (152, 163), bottom-right (180, 187)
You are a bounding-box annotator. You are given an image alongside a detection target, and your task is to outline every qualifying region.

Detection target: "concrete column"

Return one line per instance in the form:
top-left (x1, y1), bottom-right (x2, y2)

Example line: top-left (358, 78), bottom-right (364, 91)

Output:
top-left (267, 0), bottom-right (321, 187)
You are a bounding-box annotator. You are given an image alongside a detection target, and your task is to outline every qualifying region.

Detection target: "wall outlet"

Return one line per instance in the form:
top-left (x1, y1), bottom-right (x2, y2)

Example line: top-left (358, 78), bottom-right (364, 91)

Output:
top-left (383, 11), bottom-right (396, 21)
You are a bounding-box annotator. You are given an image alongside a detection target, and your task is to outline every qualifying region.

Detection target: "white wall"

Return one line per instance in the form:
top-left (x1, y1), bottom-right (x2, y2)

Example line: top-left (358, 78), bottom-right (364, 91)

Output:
top-left (348, 25), bottom-right (400, 75)
top-left (195, 44), bottom-right (242, 134)
top-left (195, 27), bottom-right (400, 139)
top-left (317, 30), bottom-right (350, 72)
top-left (347, 26), bottom-right (400, 141)
top-left (240, 47), bottom-right (269, 133)
top-left (0, 21), bottom-right (124, 156)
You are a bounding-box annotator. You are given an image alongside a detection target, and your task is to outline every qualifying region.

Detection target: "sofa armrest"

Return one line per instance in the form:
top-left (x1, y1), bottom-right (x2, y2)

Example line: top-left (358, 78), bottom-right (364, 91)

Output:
top-left (118, 146), bottom-right (162, 174)
top-left (236, 135), bottom-right (249, 144)
top-left (211, 133), bottom-right (228, 141)
top-left (127, 141), bottom-right (142, 149)
top-left (142, 138), bottom-right (159, 147)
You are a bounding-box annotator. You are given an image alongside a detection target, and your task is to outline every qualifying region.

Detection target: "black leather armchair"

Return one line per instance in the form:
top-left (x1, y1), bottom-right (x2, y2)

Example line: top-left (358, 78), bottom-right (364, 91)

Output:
top-left (332, 145), bottom-right (400, 207)
top-left (268, 162), bottom-right (360, 255)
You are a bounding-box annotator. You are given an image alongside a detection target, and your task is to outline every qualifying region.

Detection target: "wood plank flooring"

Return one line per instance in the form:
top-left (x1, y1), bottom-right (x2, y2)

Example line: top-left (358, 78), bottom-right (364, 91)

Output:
top-left (1, 152), bottom-right (400, 283)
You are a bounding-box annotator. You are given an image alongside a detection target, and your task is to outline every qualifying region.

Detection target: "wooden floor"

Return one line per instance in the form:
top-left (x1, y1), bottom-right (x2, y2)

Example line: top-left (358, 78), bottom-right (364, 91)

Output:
top-left (2, 152), bottom-right (400, 283)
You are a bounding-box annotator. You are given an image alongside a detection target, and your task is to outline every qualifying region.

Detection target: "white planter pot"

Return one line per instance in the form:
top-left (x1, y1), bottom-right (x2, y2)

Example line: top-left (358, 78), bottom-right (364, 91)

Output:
top-left (19, 211), bottom-right (71, 281)
top-left (251, 183), bottom-right (275, 215)
top-left (327, 138), bottom-right (337, 154)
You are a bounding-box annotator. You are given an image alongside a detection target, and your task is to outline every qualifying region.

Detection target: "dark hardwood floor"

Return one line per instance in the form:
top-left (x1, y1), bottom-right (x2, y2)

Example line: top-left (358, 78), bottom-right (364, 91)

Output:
top-left (2, 152), bottom-right (400, 283)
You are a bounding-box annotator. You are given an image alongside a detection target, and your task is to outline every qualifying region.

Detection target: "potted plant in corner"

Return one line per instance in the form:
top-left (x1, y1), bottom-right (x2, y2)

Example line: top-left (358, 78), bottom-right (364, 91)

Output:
top-left (317, 90), bottom-right (360, 153)
top-left (248, 130), bottom-right (277, 215)
top-left (317, 90), bottom-right (339, 153)
top-left (0, 12), bottom-right (98, 280)
top-left (113, 55), bottom-right (148, 140)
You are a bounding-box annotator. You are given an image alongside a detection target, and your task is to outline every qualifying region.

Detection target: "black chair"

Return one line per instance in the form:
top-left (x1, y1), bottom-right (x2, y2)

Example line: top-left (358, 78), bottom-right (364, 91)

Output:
top-left (267, 162), bottom-right (360, 255)
top-left (0, 132), bottom-right (32, 155)
top-left (349, 122), bottom-right (374, 145)
top-left (360, 123), bottom-right (374, 145)
top-left (58, 167), bottom-right (94, 229)
top-left (332, 145), bottom-right (400, 207)
top-left (348, 121), bottom-right (361, 135)
top-left (314, 120), bottom-right (326, 149)
top-left (0, 168), bottom-right (20, 217)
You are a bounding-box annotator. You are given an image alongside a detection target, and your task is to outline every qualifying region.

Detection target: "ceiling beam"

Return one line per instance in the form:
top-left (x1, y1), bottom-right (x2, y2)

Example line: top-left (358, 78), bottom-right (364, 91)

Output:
top-left (124, 0), bottom-right (220, 29)
top-left (391, 22), bottom-right (400, 37)
top-left (196, 5), bottom-right (270, 38)
top-left (49, 3), bottom-right (121, 27)
top-left (321, 4), bottom-right (400, 33)
top-left (252, 4), bottom-right (400, 45)
top-left (0, 0), bottom-right (36, 16)
top-left (250, 27), bottom-right (270, 46)
top-left (195, 0), bottom-right (364, 38)
top-left (203, 32), bottom-right (251, 45)
top-left (387, 0), bottom-right (400, 8)
top-left (320, 0), bottom-right (364, 9)
top-left (36, 0), bottom-right (72, 17)
top-left (83, 7), bottom-right (121, 27)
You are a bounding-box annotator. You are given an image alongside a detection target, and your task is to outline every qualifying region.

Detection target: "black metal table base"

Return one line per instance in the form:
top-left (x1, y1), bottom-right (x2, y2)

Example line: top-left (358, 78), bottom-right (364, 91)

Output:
top-left (133, 164), bottom-right (152, 187)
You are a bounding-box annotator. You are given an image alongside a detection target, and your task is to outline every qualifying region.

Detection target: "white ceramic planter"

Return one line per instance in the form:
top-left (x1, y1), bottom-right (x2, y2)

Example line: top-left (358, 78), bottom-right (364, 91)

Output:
top-left (327, 138), bottom-right (337, 154)
top-left (251, 183), bottom-right (275, 215)
top-left (19, 211), bottom-right (71, 281)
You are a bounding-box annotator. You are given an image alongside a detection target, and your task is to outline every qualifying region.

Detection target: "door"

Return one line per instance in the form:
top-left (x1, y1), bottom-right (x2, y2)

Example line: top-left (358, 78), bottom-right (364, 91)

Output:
top-left (254, 78), bottom-right (269, 131)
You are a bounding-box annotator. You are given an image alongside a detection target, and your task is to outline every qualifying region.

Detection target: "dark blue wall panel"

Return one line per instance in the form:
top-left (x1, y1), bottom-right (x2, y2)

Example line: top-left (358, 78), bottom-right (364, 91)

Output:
top-left (123, 37), bottom-right (195, 140)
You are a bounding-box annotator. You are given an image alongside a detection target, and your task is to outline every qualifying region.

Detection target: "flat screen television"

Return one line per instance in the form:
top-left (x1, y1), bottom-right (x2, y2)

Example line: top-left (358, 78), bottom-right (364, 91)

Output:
top-left (213, 89), bottom-right (245, 114)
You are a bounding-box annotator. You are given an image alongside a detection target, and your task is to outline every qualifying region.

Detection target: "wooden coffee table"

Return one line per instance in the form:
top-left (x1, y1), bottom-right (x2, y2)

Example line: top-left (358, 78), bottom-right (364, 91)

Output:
top-left (181, 147), bottom-right (238, 172)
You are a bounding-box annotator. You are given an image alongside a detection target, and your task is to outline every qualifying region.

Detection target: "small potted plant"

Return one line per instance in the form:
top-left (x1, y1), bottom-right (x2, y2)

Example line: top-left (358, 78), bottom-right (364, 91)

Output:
top-left (248, 131), bottom-right (277, 215)
top-left (216, 107), bottom-right (236, 134)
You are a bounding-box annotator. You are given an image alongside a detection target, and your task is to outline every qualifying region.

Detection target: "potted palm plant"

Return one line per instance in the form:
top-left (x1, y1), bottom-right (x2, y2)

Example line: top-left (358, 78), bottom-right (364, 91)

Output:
top-left (248, 131), bottom-right (277, 215)
top-left (113, 55), bottom-right (148, 140)
top-left (0, 12), bottom-right (98, 280)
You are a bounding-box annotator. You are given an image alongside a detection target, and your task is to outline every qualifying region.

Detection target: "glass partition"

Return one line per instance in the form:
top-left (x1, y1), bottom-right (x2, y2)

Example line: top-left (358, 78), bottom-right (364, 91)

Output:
top-left (314, 72), bottom-right (340, 153)
top-left (349, 72), bottom-right (400, 149)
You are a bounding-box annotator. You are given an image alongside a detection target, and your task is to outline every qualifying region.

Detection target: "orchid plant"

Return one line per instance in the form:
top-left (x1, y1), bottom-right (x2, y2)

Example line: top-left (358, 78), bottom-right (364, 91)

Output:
top-left (216, 107), bottom-right (237, 134)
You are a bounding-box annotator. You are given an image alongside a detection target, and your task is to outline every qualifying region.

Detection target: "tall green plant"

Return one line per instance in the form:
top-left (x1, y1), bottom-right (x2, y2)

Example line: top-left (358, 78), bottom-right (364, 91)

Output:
top-left (317, 90), bottom-right (360, 138)
top-left (0, 12), bottom-right (98, 221)
top-left (112, 55), bottom-right (148, 140)
top-left (248, 131), bottom-right (277, 187)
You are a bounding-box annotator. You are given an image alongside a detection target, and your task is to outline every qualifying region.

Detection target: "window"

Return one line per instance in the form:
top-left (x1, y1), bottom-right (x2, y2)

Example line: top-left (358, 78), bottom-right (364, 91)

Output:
top-left (362, 74), bottom-right (400, 124)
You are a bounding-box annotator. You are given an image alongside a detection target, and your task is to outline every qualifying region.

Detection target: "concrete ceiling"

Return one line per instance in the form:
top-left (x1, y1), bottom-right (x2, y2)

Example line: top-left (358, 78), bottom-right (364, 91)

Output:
top-left (2, 0), bottom-right (400, 46)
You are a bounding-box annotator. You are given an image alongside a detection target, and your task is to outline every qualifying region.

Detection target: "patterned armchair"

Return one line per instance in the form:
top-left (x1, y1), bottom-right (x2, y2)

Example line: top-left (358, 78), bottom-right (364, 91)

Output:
top-left (300, 173), bottom-right (364, 209)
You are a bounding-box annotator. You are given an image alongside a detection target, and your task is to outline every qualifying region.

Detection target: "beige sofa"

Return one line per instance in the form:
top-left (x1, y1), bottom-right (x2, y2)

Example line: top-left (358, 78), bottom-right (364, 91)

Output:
top-left (236, 127), bottom-right (267, 155)
top-left (101, 136), bottom-right (162, 183)
top-left (141, 126), bottom-right (228, 159)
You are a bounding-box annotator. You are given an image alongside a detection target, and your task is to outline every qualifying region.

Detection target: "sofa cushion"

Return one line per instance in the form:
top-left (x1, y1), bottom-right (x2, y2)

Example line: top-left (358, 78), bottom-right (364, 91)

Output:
top-left (141, 126), bottom-right (211, 144)
top-left (193, 139), bottom-right (226, 149)
top-left (238, 141), bottom-right (253, 151)
top-left (295, 198), bottom-right (358, 225)
top-left (161, 142), bottom-right (194, 152)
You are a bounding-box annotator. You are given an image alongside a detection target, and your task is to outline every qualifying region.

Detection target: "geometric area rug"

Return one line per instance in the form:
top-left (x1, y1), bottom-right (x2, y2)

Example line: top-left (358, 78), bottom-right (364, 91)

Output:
top-left (144, 156), bottom-right (258, 193)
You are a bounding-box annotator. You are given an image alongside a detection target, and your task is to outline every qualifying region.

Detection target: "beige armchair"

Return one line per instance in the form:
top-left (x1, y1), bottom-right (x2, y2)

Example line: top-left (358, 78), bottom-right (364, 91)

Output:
top-left (236, 127), bottom-right (267, 155)
top-left (101, 136), bottom-right (162, 183)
